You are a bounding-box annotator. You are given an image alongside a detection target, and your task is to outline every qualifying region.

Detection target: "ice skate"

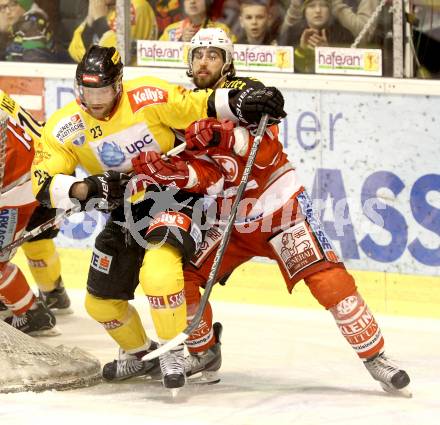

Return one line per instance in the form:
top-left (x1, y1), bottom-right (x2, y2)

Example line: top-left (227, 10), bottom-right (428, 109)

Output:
top-left (39, 279), bottom-right (73, 315)
top-left (185, 322), bottom-right (222, 385)
top-left (159, 343), bottom-right (186, 396)
top-left (364, 352), bottom-right (411, 397)
top-left (4, 299), bottom-right (59, 336)
top-left (0, 299), bottom-right (12, 320)
top-left (102, 341), bottom-right (161, 381)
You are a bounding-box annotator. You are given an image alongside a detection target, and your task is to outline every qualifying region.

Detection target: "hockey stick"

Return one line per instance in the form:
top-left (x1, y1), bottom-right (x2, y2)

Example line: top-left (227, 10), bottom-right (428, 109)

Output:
top-left (161, 142), bottom-right (186, 159)
top-left (0, 206), bottom-right (81, 257)
top-left (0, 144), bottom-right (188, 256)
top-left (142, 113), bottom-right (270, 362)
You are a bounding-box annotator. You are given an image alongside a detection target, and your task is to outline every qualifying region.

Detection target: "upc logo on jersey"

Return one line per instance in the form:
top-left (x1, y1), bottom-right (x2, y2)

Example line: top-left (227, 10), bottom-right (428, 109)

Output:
top-left (127, 86), bottom-right (168, 113)
top-left (90, 248), bottom-right (112, 274)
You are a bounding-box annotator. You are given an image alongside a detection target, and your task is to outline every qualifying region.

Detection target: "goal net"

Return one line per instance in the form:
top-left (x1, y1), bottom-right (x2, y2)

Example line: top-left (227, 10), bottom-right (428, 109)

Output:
top-left (0, 320), bottom-right (101, 393)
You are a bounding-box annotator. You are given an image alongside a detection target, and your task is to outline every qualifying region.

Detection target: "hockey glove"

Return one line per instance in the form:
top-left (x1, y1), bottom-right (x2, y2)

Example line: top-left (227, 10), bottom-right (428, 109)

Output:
top-left (131, 151), bottom-right (190, 189)
top-left (185, 118), bottom-right (235, 151)
top-left (231, 86), bottom-right (287, 125)
top-left (82, 171), bottom-right (129, 212)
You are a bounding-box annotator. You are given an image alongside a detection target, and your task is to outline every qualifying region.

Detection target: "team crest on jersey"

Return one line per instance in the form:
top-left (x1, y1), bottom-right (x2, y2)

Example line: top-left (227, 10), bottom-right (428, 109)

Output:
top-left (269, 221), bottom-right (324, 279)
top-left (53, 114), bottom-right (86, 143)
top-left (211, 155), bottom-right (239, 182)
top-left (72, 134), bottom-right (86, 146)
top-left (97, 141), bottom-right (126, 167)
top-left (127, 86), bottom-right (168, 113)
top-left (32, 142), bottom-right (51, 165)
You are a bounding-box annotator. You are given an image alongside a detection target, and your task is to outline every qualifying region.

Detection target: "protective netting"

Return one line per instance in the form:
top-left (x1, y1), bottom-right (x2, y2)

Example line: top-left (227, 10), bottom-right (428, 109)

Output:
top-left (0, 320), bottom-right (102, 393)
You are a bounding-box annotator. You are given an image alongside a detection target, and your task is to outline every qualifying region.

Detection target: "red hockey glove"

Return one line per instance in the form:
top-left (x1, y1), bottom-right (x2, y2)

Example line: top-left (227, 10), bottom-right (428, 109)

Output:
top-left (185, 118), bottom-right (235, 151)
top-left (131, 151), bottom-right (189, 189)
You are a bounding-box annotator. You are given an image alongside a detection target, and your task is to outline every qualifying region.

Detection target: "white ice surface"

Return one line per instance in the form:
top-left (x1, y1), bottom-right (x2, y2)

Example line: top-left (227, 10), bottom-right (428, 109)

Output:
top-left (0, 290), bottom-right (439, 425)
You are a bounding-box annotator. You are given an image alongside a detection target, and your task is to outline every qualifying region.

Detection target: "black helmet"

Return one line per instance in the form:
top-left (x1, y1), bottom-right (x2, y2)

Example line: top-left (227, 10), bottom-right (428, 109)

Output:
top-left (76, 45), bottom-right (123, 88)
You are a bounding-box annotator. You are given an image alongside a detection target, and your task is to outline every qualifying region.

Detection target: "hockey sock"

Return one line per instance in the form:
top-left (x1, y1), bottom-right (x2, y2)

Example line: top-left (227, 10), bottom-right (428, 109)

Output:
top-left (306, 267), bottom-right (384, 359)
top-left (85, 293), bottom-right (149, 352)
top-left (0, 262), bottom-right (36, 315)
top-left (186, 300), bottom-right (215, 354)
top-left (22, 239), bottom-right (61, 292)
top-left (140, 243), bottom-right (187, 341)
top-left (329, 290), bottom-right (385, 359)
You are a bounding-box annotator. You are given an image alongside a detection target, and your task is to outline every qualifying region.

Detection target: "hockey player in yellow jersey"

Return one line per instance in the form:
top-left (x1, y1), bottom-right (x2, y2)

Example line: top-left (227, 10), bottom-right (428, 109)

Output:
top-left (30, 45), bottom-right (286, 391)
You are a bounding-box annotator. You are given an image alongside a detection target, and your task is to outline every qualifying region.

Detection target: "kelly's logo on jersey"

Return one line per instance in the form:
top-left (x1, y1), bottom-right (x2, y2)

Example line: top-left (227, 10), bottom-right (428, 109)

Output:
top-left (127, 86), bottom-right (168, 113)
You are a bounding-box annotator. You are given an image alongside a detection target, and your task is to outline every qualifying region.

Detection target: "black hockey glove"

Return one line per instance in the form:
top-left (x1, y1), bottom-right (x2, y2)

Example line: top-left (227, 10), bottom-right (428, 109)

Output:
top-left (231, 86), bottom-right (287, 125)
top-left (82, 171), bottom-right (130, 212)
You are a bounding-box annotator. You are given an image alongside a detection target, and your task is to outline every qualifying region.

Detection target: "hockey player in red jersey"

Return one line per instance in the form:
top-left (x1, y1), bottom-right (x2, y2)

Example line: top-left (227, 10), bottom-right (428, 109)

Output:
top-left (0, 91), bottom-right (72, 335)
top-left (0, 109), bottom-right (58, 335)
top-left (132, 28), bottom-right (411, 395)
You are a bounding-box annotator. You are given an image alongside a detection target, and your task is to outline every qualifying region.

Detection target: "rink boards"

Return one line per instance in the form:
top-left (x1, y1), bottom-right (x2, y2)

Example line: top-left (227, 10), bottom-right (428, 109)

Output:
top-left (12, 247), bottom-right (440, 319)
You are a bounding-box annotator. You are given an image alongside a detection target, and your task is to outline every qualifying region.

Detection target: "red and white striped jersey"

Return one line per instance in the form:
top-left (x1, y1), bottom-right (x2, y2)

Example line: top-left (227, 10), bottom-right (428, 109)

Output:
top-left (0, 118), bottom-right (37, 208)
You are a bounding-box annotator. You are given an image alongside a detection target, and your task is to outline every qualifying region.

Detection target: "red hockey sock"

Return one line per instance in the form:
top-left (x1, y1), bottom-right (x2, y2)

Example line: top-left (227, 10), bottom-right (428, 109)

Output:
top-left (329, 290), bottom-right (384, 359)
top-left (0, 262), bottom-right (36, 315)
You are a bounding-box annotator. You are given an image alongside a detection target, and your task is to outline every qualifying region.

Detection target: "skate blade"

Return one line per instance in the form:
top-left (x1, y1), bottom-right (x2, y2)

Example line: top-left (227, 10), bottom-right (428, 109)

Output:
top-left (381, 383), bottom-right (413, 398)
top-left (187, 370), bottom-right (220, 385)
top-left (170, 388), bottom-right (181, 398)
top-left (52, 307), bottom-right (74, 315)
top-left (29, 325), bottom-right (61, 337)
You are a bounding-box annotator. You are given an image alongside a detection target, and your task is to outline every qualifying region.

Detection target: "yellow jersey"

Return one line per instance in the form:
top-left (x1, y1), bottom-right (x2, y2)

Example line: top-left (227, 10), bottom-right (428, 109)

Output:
top-left (31, 76), bottom-right (213, 209)
top-left (68, 0), bottom-right (158, 63)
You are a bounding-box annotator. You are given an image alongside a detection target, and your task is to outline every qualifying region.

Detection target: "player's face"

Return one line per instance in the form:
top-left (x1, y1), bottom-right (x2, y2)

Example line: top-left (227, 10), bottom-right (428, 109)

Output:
top-left (240, 5), bottom-right (269, 41)
top-left (0, 0), bottom-right (24, 27)
top-left (192, 47), bottom-right (225, 89)
top-left (304, 0), bottom-right (330, 30)
top-left (82, 85), bottom-right (117, 120)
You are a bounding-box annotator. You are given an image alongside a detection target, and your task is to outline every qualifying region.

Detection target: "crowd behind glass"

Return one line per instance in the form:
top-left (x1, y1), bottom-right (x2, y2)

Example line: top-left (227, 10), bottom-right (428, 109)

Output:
top-left (0, 0), bottom-right (438, 78)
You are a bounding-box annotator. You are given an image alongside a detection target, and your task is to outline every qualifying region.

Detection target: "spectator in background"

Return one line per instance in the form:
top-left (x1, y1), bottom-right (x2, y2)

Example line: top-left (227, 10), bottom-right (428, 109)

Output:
top-left (281, 0), bottom-right (380, 46)
top-left (160, 0), bottom-right (236, 42)
top-left (0, 0), bottom-right (56, 62)
top-left (280, 0), bottom-right (353, 73)
top-left (221, 0), bottom-right (284, 44)
top-left (237, 0), bottom-right (277, 45)
top-left (151, 0), bottom-right (184, 38)
top-left (68, 0), bottom-right (158, 63)
top-left (0, 9), bottom-right (9, 59)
